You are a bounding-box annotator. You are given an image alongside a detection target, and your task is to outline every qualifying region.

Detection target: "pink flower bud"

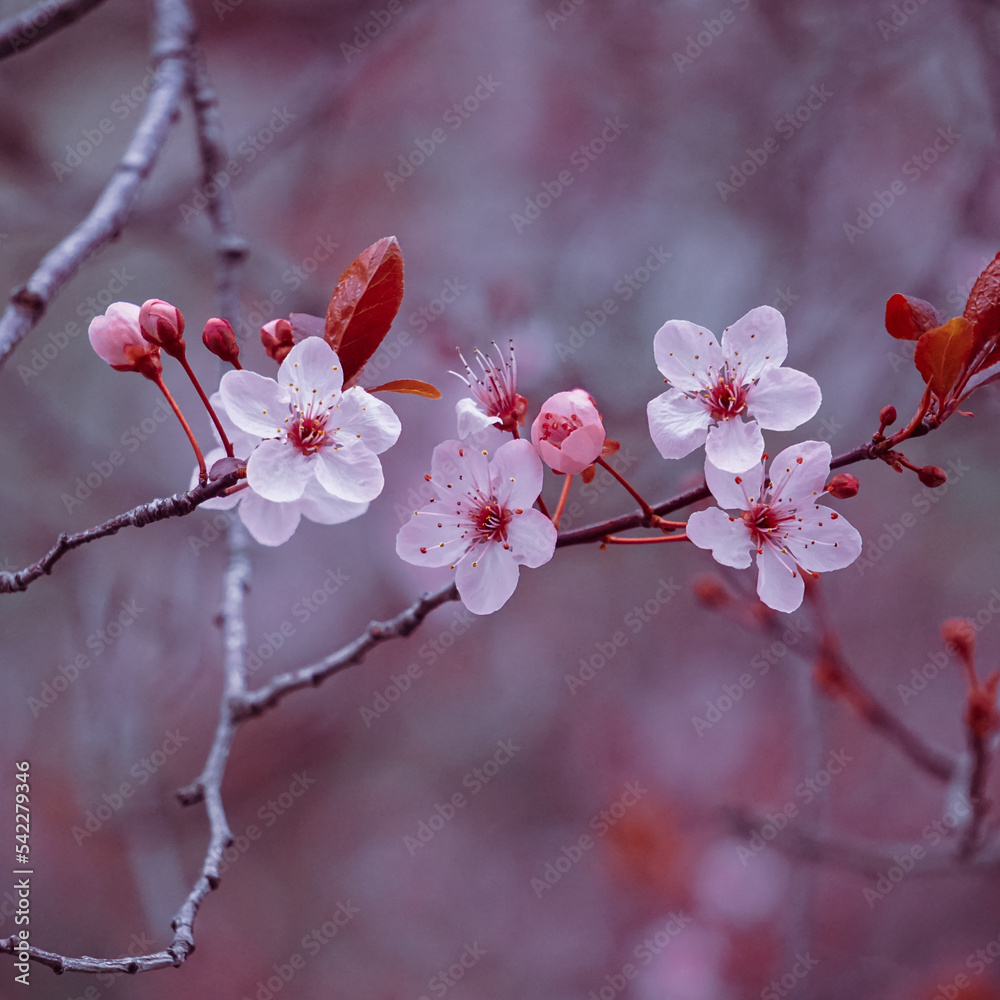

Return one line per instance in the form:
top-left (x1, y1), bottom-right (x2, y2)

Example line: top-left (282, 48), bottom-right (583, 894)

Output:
top-left (530, 389), bottom-right (605, 474)
top-left (139, 298), bottom-right (185, 357)
top-left (202, 317), bottom-right (241, 367)
top-left (261, 318), bottom-right (295, 364)
top-left (88, 302), bottom-right (162, 379)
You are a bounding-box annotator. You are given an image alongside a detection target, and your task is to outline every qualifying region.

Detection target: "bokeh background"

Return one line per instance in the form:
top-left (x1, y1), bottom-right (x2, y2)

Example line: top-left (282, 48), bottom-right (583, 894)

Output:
top-left (2, 1), bottom-right (1000, 997)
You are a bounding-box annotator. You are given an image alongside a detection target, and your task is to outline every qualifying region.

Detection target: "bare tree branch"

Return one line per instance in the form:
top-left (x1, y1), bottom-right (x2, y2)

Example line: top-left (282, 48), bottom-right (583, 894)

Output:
top-left (0, 0), bottom-right (108, 59)
top-left (0, 0), bottom-right (195, 374)
top-left (0, 472), bottom-right (240, 593)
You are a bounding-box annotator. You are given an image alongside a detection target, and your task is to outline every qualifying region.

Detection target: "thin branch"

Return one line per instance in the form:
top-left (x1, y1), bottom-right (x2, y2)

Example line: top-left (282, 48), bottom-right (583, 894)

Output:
top-left (234, 581), bottom-right (460, 722)
top-left (0, 0), bottom-right (195, 374)
top-left (0, 473), bottom-right (239, 593)
top-left (0, 0), bottom-right (107, 59)
top-left (724, 806), bottom-right (1000, 876)
top-left (185, 46), bottom-right (249, 322)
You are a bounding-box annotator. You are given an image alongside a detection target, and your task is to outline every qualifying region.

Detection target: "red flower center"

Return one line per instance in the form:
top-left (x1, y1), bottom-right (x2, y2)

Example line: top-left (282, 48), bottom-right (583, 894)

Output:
top-left (288, 413), bottom-right (330, 455)
top-left (472, 500), bottom-right (511, 543)
top-left (741, 500), bottom-right (795, 550)
top-left (704, 367), bottom-right (748, 421)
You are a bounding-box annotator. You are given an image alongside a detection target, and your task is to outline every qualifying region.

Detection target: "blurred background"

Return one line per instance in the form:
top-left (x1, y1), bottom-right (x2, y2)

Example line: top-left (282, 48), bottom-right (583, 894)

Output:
top-left (2, 0), bottom-right (1000, 997)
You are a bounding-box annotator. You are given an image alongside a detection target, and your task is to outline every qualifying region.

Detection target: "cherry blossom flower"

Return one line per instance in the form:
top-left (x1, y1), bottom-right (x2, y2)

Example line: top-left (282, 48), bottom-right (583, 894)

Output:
top-left (88, 301), bottom-right (162, 378)
top-left (686, 441), bottom-right (862, 613)
top-left (452, 341), bottom-right (528, 437)
top-left (396, 438), bottom-right (557, 615)
top-left (647, 306), bottom-right (821, 473)
top-left (218, 337), bottom-right (400, 504)
top-left (194, 395), bottom-right (368, 547)
top-left (531, 389), bottom-right (606, 474)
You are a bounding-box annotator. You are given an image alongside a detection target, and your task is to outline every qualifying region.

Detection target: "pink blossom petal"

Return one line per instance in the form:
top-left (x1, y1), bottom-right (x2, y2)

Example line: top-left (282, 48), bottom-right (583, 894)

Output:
top-left (314, 441), bottom-right (385, 502)
top-left (686, 508), bottom-right (753, 569)
top-left (766, 441), bottom-right (831, 500)
top-left (296, 477), bottom-right (369, 524)
top-left (396, 511), bottom-right (471, 567)
top-left (277, 336), bottom-right (344, 401)
top-left (704, 417), bottom-right (764, 473)
top-left (247, 438), bottom-right (312, 502)
top-left (785, 505), bottom-right (863, 573)
top-left (336, 387), bottom-right (402, 454)
top-left (88, 302), bottom-right (143, 365)
top-left (238, 490), bottom-right (302, 546)
top-left (506, 508), bottom-right (557, 568)
top-left (557, 424), bottom-right (606, 472)
top-left (647, 391), bottom-right (711, 460)
top-left (490, 439), bottom-right (543, 508)
top-left (750, 367), bottom-right (822, 431)
top-left (652, 320), bottom-right (723, 389)
top-left (455, 541), bottom-right (520, 615)
top-left (721, 305), bottom-right (787, 379)
top-left (704, 457), bottom-right (762, 509)
top-left (431, 439), bottom-right (492, 498)
top-left (219, 369), bottom-right (288, 438)
top-left (755, 545), bottom-right (805, 612)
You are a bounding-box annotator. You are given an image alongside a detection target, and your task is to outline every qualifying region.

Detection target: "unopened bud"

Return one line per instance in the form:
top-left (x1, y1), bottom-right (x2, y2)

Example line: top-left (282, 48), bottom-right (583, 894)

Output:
top-left (825, 473), bottom-right (859, 499)
top-left (139, 299), bottom-right (185, 357)
top-left (918, 465), bottom-right (947, 488)
top-left (942, 618), bottom-right (976, 665)
top-left (692, 574), bottom-right (730, 608)
top-left (879, 405), bottom-right (897, 429)
top-left (261, 318), bottom-right (294, 364)
top-left (202, 318), bottom-right (241, 367)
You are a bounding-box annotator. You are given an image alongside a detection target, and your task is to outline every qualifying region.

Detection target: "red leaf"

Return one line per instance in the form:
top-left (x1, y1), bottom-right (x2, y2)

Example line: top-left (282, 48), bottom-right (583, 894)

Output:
top-left (884, 293), bottom-right (940, 340)
top-left (964, 250), bottom-right (1000, 355)
top-left (913, 317), bottom-right (975, 398)
top-left (366, 379), bottom-right (441, 399)
top-left (325, 237), bottom-right (404, 388)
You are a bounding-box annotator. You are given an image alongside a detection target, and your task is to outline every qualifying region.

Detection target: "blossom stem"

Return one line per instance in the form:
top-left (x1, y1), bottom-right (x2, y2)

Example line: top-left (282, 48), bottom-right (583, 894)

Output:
top-left (883, 385), bottom-right (931, 448)
top-left (601, 532), bottom-right (689, 545)
top-left (151, 373), bottom-right (208, 484)
top-left (551, 474), bottom-right (574, 529)
top-left (595, 456), bottom-right (655, 519)
top-left (175, 349), bottom-right (235, 458)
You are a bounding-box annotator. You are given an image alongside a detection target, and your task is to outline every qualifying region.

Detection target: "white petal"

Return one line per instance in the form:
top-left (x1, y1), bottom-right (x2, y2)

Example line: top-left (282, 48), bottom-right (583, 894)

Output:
top-left (455, 542), bottom-right (520, 615)
top-left (314, 441), bottom-right (384, 502)
top-left (704, 456), bottom-right (763, 509)
top-left (208, 392), bottom-right (260, 456)
top-left (652, 320), bottom-right (723, 389)
top-left (396, 511), bottom-right (470, 567)
top-left (721, 306), bottom-right (787, 379)
top-left (337, 387), bottom-right (402, 454)
top-left (750, 367), bottom-right (822, 431)
top-left (704, 417), bottom-right (765, 473)
top-left (277, 336), bottom-right (344, 403)
top-left (219, 369), bottom-right (288, 438)
top-left (755, 545), bottom-right (804, 613)
top-left (783, 505), bottom-right (863, 573)
top-left (238, 491), bottom-right (302, 546)
top-left (490, 439), bottom-right (543, 509)
top-left (456, 398), bottom-right (499, 438)
top-left (297, 477), bottom-right (369, 525)
top-left (647, 391), bottom-right (711, 460)
top-left (766, 441), bottom-right (831, 502)
top-left (686, 508), bottom-right (752, 569)
top-left (246, 438), bottom-right (312, 502)
top-left (507, 508), bottom-right (557, 568)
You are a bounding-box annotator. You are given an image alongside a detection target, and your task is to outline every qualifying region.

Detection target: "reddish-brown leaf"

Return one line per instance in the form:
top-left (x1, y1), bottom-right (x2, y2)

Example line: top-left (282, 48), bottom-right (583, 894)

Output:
top-left (913, 317), bottom-right (975, 398)
top-left (884, 293), bottom-right (940, 340)
top-left (964, 251), bottom-right (1000, 354)
top-left (366, 379), bottom-right (441, 399)
top-left (324, 237), bottom-right (404, 387)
